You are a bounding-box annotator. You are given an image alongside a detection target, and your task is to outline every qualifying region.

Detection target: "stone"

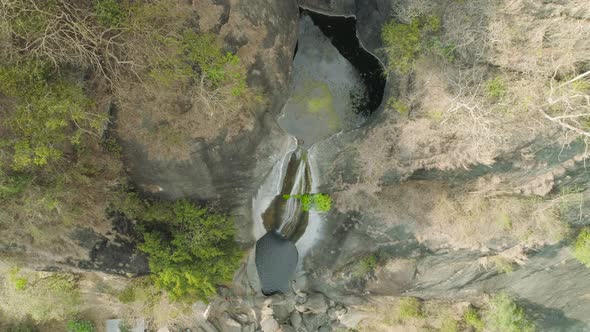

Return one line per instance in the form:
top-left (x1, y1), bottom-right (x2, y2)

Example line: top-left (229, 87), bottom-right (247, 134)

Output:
top-left (302, 313), bottom-right (329, 332)
top-left (218, 313), bottom-right (242, 332)
top-left (242, 323), bottom-right (256, 332)
top-left (197, 321), bottom-right (218, 332)
top-left (272, 302), bottom-right (295, 322)
top-left (302, 293), bottom-right (328, 314)
top-left (260, 317), bottom-right (280, 332)
top-left (280, 325), bottom-right (296, 332)
top-left (295, 294), bottom-right (307, 305)
top-left (290, 311), bottom-right (302, 329)
top-left (235, 313), bottom-right (250, 324)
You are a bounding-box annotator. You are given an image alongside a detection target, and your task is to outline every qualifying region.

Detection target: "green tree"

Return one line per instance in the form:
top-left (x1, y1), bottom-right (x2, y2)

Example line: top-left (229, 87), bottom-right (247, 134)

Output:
top-left (137, 200), bottom-right (241, 301)
top-left (0, 60), bottom-right (100, 170)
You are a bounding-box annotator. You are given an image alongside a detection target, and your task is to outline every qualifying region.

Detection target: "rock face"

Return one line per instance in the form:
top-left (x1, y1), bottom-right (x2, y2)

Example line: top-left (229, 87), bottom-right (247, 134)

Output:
top-left (298, 0), bottom-right (392, 52)
top-left (286, 0), bottom-right (590, 330)
top-left (120, 0), bottom-right (300, 245)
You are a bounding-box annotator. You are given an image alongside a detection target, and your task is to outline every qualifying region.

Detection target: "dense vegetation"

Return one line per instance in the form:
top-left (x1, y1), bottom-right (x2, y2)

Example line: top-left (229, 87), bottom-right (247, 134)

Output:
top-left (115, 196), bottom-right (242, 301)
top-left (381, 14), bottom-right (451, 73)
top-left (0, 0), bottom-right (248, 326)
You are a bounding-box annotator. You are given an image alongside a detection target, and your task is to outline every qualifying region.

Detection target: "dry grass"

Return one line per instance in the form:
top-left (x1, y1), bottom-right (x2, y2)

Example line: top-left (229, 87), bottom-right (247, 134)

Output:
top-left (0, 137), bottom-right (126, 263)
top-left (0, 265), bottom-right (81, 322)
top-left (335, 181), bottom-right (570, 250)
top-left (0, 264), bottom-right (206, 330)
top-left (359, 0), bottom-right (590, 184)
top-left (115, 78), bottom-right (260, 161)
top-left (355, 296), bottom-right (472, 332)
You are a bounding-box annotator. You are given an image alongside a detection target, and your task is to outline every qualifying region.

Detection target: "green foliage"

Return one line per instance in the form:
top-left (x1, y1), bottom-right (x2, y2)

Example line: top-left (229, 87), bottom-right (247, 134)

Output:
top-left (0, 171), bottom-right (31, 199)
top-left (0, 60), bottom-right (99, 170)
top-left (486, 77), bottom-right (507, 99)
top-left (396, 297), bottom-right (423, 322)
top-left (573, 228), bottom-right (590, 268)
top-left (149, 30), bottom-right (247, 95)
top-left (13, 278), bottom-right (28, 291)
top-left (119, 321), bottom-right (132, 332)
top-left (388, 98), bottom-right (410, 115)
top-left (9, 267), bottom-right (28, 291)
top-left (1, 272), bottom-right (81, 322)
top-left (571, 80), bottom-right (590, 92)
top-left (464, 307), bottom-right (484, 332)
top-left (425, 37), bottom-right (456, 62)
top-left (117, 285), bottom-right (136, 303)
top-left (66, 319), bottom-right (95, 332)
top-left (283, 193), bottom-right (332, 212)
top-left (94, 0), bottom-right (125, 27)
top-left (102, 137), bottom-right (122, 156)
top-left (5, 320), bottom-right (38, 332)
top-left (381, 15), bottom-right (442, 73)
top-left (136, 199), bottom-right (241, 301)
top-left (353, 254), bottom-right (378, 278)
top-left (485, 294), bottom-right (535, 332)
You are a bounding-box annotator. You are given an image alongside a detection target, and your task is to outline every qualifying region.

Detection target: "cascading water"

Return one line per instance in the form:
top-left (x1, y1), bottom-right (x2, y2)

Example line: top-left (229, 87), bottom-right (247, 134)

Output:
top-left (252, 9), bottom-right (386, 295)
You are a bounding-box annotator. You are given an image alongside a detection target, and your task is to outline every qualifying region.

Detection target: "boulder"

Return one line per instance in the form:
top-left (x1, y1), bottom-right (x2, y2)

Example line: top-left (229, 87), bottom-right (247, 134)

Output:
top-left (260, 317), bottom-right (280, 332)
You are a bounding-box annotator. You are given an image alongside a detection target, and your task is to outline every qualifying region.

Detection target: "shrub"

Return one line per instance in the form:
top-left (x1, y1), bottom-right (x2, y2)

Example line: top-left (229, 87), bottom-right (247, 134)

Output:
top-left (485, 77), bottom-right (507, 99)
top-left (396, 297), bottom-right (423, 322)
top-left (117, 285), bottom-right (136, 303)
top-left (5, 321), bottom-right (38, 332)
top-left (0, 171), bottom-right (31, 199)
top-left (66, 320), bottom-right (95, 332)
top-left (94, 0), bottom-right (125, 28)
top-left (381, 15), bottom-right (442, 73)
top-left (485, 294), bottom-right (535, 332)
top-left (571, 79), bottom-right (590, 92)
top-left (0, 60), bottom-right (100, 170)
top-left (283, 193), bottom-right (332, 212)
top-left (8, 267), bottom-right (27, 291)
top-left (463, 307), bottom-right (484, 332)
top-left (149, 30), bottom-right (247, 95)
top-left (573, 228), bottom-right (590, 267)
top-left (353, 254), bottom-right (378, 278)
top-left (136, 200), bottom-right (241, 301)
top-left (388, 98), bottom-right (410, 115)
top-left (490, 256), bottom-right (514, 274)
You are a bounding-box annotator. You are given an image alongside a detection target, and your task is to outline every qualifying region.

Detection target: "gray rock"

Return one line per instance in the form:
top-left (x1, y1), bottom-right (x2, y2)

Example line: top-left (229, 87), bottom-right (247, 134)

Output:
top-left (295, 294), bottom-right (307, 305)
top-left (302, 293), bottom-right (328, 314)
top-left (197, 321), bottom-right (219, 332)
top-left (318, 325), bottom-right (332, 332)
top-left (218, 313), bottom-right (242, 332)
top-left (235, 313), bottom-right (250, 324)
top-left (302, 313), bottom-right (329, 332)
top-left (290, 311), bottom-right (302, 329)
top-left (272, 302), bottom-right (295, 322)
top-left (280, 325), bottom-right (296, 332)
top-left (328, 306), bottom-right (348, 321)
top-left (242, 324), bottom-right (256, 332)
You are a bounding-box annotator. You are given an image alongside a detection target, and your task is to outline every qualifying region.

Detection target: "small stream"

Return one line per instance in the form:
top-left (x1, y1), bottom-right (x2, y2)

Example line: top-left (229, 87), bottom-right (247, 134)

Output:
top-left (253, 9), bottom-right (385, 295)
